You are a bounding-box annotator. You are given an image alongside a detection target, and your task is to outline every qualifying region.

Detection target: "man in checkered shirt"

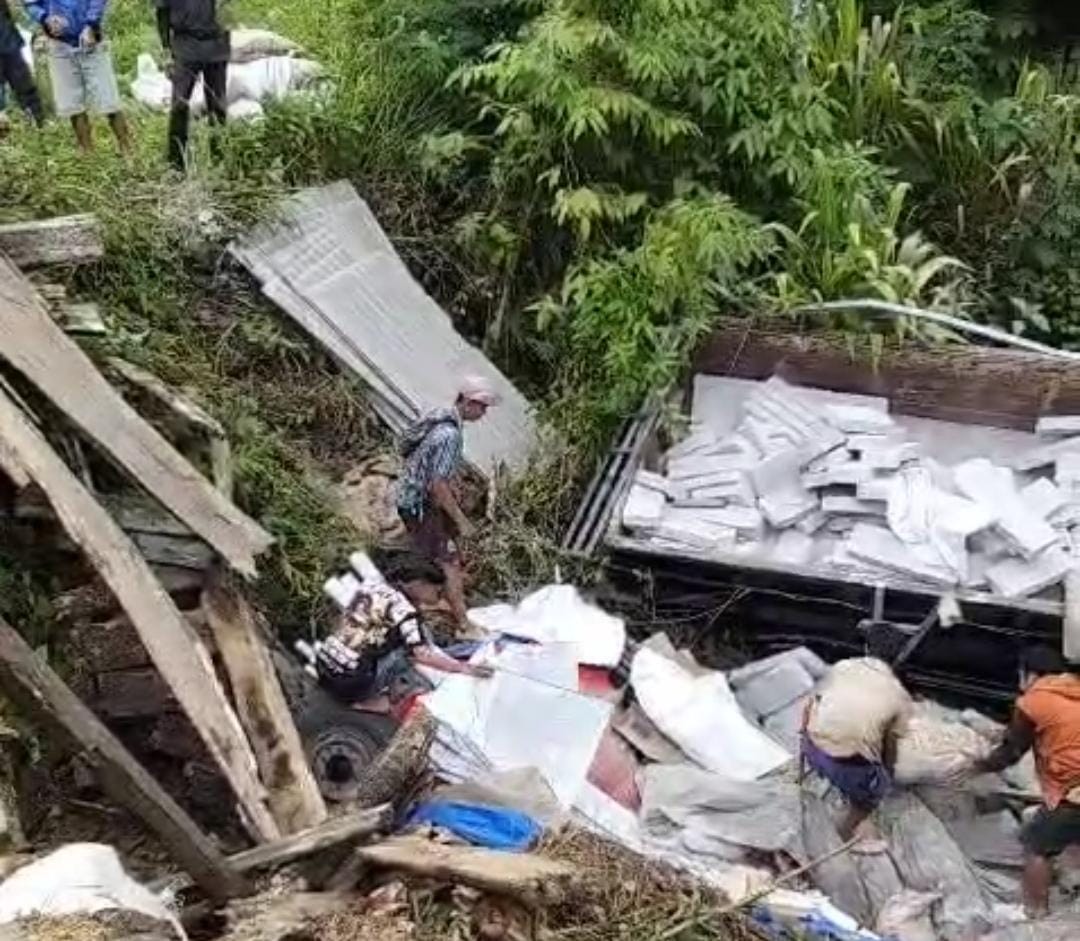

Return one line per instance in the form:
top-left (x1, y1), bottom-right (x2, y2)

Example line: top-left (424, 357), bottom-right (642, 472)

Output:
top-left (396, 376), bottom-right (501, 633)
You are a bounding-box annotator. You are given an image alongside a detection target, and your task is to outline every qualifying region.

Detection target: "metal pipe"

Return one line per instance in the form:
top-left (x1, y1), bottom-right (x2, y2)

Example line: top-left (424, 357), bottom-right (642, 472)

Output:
top-left (792, 299), bottom-right (1080, 363)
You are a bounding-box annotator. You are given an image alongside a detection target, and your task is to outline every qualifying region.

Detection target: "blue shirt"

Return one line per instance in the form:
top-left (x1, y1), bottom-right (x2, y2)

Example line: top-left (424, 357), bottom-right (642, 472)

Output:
top-left (396, 408), bottom-right (463, 517)
top-left (24, 0), bottom-right (106, 45)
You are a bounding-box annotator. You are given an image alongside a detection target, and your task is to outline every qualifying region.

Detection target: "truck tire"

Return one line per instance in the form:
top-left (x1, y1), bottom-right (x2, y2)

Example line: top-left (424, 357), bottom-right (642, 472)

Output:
top-left (296, 692), bottom-right (398, 803)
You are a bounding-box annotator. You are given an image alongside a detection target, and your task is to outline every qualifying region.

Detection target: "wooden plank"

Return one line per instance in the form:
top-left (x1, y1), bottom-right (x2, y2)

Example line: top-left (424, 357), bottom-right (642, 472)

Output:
top-left (0, 613), bottom-right (247, 902)
top-left (152, 804), bottom-right (392, 893)
top-left (0, 384), bottom-right (281, 842)
top-left (203, 575), bottom-right (327, 834)
top-left (108, 358), bottom-right (234, 497)
top-left (228, 805), bottom-right (391, 873)
top-left (0, 215), bottom-right (104, 267)
top-left (354, 835), bottom-right (577, 905)
top-left (0, 254), bottom-right (271, 574)
top-left (695, 324), bottom-right (1080, 431)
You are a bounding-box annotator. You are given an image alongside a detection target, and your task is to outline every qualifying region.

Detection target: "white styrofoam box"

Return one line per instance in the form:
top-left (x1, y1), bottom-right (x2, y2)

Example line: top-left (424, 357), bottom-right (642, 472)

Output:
top-left (847, 523), bottom-right (957, 587)
top-left (859, 442), bottom-right (921, 470)
top-left (802, 463), bottom-right (874, 488)
top-left (623, 484), bottom-right (667, 531)
top-left (1022, 478), bottom-right (1070, 521)
top-left (986, 549), bottom-right (1071, 598)
top-left (824, 404), bottom-right (895, 434)
top-left (795, 509), bottom-right (829, 535)
top-left (1036, 416), bottom-right (1080, 438)
top-left (759, 490), bottom-right (819, 529)
top-left (773, 529), bottom-right (816, 566)
top-left (1011, 436), bottom-right (1080, 473)
top-left (822, 495), bottom-right (887, 517)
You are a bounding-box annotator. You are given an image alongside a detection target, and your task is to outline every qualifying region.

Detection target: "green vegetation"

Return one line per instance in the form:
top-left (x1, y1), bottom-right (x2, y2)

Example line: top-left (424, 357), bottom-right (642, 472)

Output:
top-left (2, 0), bottom-right (1079, 630)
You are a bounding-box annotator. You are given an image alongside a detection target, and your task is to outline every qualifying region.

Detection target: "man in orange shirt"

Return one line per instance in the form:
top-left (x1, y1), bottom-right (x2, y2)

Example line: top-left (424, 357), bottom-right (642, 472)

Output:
top-left (975, 645), bottom-right (1080, 918)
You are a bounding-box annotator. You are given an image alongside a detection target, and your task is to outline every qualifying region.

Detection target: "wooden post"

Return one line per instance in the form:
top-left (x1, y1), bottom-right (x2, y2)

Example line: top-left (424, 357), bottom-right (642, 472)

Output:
top-left (203, 575), bottom-right (328, 834)
top-left (0, 614), bottom-right (247, 902)
top-left (0, 384), bottom-right (280, 842)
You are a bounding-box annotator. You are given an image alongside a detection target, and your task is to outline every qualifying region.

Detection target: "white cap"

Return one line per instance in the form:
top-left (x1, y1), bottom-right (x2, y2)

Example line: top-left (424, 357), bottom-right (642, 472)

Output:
top-left (458, 375), bottom-right (502, 407)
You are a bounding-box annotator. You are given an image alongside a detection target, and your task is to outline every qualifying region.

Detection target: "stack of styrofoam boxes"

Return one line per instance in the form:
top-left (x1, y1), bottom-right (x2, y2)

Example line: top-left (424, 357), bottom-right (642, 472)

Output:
top-left (620, 376), bottom-right (1080, 599)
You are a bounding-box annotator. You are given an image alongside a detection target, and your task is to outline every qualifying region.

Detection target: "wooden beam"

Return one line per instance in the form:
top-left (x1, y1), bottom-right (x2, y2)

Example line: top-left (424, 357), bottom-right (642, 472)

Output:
top-left (108, 358), bottom-right (234, 498)
top-left (0, 216), bottom-right (104, 268)
top-left (203, 575), bottom-right (328, 834)
top-left (0, 613), bottom-right (247, 902)
top-left (228, 805), bottom-right (390, 873)
top-left (354, 836), bottom-right (576, 906)
top-left (0, 254), bottom-right (270, 574)
top-left (152, 804), bottom-right (392, 894)
top-left (0, 384), bottom-right (280, 842)
top-left (695, 324), bottom-right (1080, 431)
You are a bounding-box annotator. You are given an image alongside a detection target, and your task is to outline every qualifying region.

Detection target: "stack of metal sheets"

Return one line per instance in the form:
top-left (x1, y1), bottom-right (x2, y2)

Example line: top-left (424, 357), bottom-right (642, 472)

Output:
top-left (231, 182), bottom-right (536, 476)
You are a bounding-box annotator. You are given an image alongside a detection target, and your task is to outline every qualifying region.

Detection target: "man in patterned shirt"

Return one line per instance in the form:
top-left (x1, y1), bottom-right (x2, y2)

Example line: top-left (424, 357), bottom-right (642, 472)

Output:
top-left (316, 549), bottom-right (491, 711)
top-left (396, 376), bottom-right (501, 632)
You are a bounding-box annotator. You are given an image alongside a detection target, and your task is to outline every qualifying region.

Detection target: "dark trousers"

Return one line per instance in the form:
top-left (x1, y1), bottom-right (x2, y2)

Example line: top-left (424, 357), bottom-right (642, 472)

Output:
top-left (0, 50), bottom-right (44, 126)
top-left (167, 59), bottom-right (227, 171)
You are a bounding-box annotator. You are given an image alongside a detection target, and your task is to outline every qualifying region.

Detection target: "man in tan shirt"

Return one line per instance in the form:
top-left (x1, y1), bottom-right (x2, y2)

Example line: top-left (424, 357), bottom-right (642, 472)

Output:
top-left (802, 651), bottom-right (914, 847)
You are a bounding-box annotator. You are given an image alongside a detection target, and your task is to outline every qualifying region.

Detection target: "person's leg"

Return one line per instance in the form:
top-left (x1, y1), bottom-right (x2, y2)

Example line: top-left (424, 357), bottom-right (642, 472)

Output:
top-left (84, 43), bottom-right (129, 153)
top-left (1022, 851), bottom-right (1053, 919)
top-left (1019, 803), bottom-right (1080, 918)
top-left (202, 60), bottom-right (228, 161)
top-left (3, 52), bottom-right (45, 126)
top-left (106, 111), bottom-right (131, 153)
top-left (440, 557), bottom-right (470, 631)
top-left (167, 61), bottom-right (198, 170)
top-left (838, 804), bottom-right (873, 841)
top-left (70, 113), bottom-right (92, 150)
top-left (802, 734), bottom-right (888, 850)
top-left (48, 45), bottom-right (90, 148)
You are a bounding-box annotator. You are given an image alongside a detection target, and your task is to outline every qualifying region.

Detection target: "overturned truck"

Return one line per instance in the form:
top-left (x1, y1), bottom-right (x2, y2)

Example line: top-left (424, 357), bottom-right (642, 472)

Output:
top-left (568, 324), bottom-right (1080, 711)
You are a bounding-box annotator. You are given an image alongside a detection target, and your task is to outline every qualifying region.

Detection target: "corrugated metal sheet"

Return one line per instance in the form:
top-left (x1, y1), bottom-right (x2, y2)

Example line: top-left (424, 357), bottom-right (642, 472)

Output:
top-left (231, 182), bottom-right (536, 476)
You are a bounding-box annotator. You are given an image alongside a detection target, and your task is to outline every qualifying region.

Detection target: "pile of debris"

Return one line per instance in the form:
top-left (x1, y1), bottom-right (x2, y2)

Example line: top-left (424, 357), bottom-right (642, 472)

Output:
top-left (358, 578), bottom-right (1080, 941)
top-left (621, 375), bottom-right (1080, 600)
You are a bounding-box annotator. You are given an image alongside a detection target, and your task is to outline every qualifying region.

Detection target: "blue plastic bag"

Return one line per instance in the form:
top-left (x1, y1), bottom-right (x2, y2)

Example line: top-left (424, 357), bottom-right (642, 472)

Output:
top-left (406, 800), bottom-right (543, 852)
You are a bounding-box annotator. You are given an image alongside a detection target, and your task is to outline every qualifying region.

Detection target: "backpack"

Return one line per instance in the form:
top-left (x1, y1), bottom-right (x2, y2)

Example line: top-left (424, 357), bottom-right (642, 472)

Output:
top-left (397, 411), bottom-right (458, 459)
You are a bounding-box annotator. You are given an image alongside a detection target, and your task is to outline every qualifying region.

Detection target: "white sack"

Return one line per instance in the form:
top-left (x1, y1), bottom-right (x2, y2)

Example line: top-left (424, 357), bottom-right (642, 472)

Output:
top-left (229, 28), bottom-right (298, 63)
top-left (130, 54), bottom-right (171, 110)
top-left (227, 98), bottom-right (265, 121)
top-left (469, 584), bottom-right (625, 667)
top-left (228, 57), bottom-right (320, 103)
top-left (630, 647), bottom-right (790, 780)
top-left (0, 843), bottom-right (184, 938)
top-left (893, 714), bottom-right (992, 785)
top-left (876, 890), bottom-right (940, 941)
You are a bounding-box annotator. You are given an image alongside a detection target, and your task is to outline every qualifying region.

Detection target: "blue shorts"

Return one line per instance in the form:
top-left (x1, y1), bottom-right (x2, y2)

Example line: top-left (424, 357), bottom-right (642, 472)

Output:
top-left (802, 734), bottom-right (890, 811)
